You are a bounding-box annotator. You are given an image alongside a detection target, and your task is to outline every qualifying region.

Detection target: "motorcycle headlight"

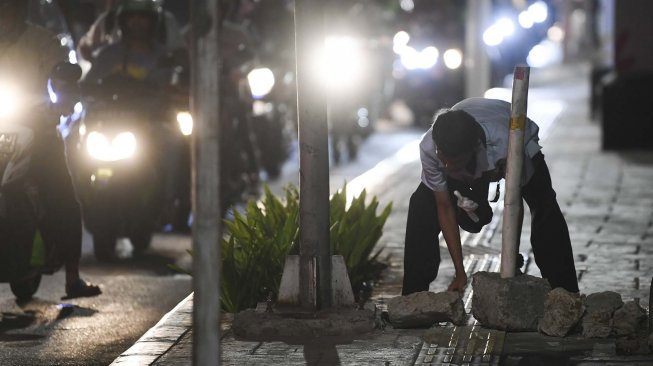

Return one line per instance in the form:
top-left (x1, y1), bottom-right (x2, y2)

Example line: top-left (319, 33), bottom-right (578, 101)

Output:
top-left (176, 111), bottom-right (193, 136)
top-left (247, 68), bottom-right (275, 99)
top-left (399, 46), bottom-right (439, 70)
top-left (86, 131), bottom-right (137, 162)
top-left (443, 48), bottom-right (463, 70)
top-left (0, 83), bottom-right (21, 120)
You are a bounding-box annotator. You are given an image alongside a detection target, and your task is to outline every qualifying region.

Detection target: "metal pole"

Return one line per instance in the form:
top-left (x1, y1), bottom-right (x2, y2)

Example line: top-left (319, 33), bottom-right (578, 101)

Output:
top-left (190, 0), bottom-right (221, 364)
top-left (294, 0), bottom-right (332, 310)
top-left (464, 0), bottom-right (491, 98)
top-left (501, 65), bottom-right (530, 278)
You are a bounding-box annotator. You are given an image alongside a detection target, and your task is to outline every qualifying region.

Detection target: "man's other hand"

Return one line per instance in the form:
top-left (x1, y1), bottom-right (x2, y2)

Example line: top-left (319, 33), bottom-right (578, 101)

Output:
top-left (447, 272), bottom-right (468, 293)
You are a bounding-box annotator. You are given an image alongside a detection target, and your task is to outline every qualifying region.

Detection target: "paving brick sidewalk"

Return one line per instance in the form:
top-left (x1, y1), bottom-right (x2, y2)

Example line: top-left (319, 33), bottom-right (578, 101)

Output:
top-left (112, 63), bottom-right (653, 365)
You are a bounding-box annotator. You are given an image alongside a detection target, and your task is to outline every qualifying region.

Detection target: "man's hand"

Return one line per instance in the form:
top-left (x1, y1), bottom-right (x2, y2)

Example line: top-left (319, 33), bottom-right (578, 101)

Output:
top-left (453, 190), bottom-right (479, 223)
top-left (447, 272), bottom-right (468, 293)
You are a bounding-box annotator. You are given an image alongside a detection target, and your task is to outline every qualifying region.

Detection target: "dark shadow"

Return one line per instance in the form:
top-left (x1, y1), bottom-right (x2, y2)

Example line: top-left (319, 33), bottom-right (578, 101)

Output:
top-left (81, 252), bottom-right (182, 276)
top-left (500, 354), bottom-right (572, 366)
top-left (0, 311), bottom-right (36, 330)
top-left (0, 311), bottom-right (44, 342)
top-left (304, 342), bottom-right (342, 366)
top-left (55, 304), bottom-right (98, 320)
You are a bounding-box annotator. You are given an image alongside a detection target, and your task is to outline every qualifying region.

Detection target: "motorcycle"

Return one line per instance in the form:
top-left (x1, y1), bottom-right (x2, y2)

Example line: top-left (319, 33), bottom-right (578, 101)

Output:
top-left (322, 1), bottom-right (394, 164)
top-left (67, 76), bottom-right (179, 261)
top-left (0, 79), bottom-right (60, 300)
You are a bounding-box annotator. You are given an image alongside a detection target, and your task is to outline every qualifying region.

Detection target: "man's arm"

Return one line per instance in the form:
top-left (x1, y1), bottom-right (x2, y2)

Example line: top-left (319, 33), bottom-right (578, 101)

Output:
top-left (434, 190), bottom-right (468, 292)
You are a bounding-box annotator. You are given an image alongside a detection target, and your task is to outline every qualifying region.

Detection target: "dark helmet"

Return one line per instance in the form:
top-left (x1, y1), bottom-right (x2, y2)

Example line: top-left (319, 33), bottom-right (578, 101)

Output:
top-left (116, 0), bottom-right (161, 39)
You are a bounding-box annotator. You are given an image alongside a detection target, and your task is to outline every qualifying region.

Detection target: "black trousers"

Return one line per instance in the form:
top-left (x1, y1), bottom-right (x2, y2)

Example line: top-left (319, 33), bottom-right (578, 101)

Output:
top-left (402, 153), bottom-right (579, 295)
top-left (32, 131), bottom-right (82, 268)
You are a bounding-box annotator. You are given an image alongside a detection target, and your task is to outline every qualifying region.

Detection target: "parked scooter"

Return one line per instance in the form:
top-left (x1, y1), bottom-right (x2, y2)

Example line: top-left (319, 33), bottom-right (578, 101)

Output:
top-left (67, 76), bottom-right (180, 261)
top-left (0, 79), bottom-right (61, 299)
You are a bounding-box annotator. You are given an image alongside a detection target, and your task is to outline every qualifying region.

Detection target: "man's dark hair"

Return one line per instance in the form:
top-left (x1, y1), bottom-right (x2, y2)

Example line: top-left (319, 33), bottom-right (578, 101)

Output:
top-left (432, 109), bottom-right (480, 156)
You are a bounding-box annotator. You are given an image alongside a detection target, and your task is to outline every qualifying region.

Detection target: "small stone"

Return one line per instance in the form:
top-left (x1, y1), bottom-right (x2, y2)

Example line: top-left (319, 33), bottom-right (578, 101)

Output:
top-left (612, 301), bottom-right (647, 337)
top-left (581, 291), bottom-right (623, 339)
top-left (582, 310), bottom-right (613, 338)
top-left (387, 291), bottom-right (465, 328)
top-left (539, 288), bottom-right (584, 337)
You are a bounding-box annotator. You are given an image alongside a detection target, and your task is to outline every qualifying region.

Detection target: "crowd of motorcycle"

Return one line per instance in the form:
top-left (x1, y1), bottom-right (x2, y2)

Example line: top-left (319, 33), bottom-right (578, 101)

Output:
top-left (0, 0), bottom-right (416, 298)
top-left (2, 0), bottom-right (397, 277)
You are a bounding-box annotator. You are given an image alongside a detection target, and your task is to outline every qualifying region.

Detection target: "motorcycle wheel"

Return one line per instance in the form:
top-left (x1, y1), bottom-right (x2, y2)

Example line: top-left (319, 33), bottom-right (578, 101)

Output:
top-left (93, 232), bottom-right (117, 262)
top-left (10, 275), bottom-right (42, 301)
top-left (129, 229), bottom-right (152, 258)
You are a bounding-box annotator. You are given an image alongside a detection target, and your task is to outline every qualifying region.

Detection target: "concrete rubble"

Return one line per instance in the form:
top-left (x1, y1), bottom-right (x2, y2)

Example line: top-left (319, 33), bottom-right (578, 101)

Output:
top-left (387, 291), bottom-right (465, 328)
top-left (471, 271), bottom-right (551, 331)
top-left (582, 291), bottom-right (624, 338)
top-left (539, 287), bottom-right (585, 337)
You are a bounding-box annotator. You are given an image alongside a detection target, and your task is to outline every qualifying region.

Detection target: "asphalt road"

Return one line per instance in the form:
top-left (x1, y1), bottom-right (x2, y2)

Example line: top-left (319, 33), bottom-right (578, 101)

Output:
top-left (0, 232), bottom-right (193, 366)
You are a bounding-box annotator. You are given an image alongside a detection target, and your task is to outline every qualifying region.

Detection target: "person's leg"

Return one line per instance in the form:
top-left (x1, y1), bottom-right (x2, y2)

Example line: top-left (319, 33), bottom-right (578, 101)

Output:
top-left (34, 132), bottom-right (100, 297)
top-left (402, 183), bottom-right (442, 295)
top-left (522, 153), bottom-right (579, 292)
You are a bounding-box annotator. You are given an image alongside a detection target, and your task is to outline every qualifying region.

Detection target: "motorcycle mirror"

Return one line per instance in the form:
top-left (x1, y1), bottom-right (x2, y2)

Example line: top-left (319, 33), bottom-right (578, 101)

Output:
top-left (51, 62), bottom-right (83, 82)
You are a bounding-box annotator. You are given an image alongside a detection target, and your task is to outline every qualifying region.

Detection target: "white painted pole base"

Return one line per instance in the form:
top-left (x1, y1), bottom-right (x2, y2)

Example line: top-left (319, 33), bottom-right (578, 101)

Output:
top-left (277, 255), bottom-right (355, 309)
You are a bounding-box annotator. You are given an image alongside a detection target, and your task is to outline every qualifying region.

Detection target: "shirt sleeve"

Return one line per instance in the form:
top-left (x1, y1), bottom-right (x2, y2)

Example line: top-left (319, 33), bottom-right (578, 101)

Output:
top-left (419, 130), bottom-right (448, 192)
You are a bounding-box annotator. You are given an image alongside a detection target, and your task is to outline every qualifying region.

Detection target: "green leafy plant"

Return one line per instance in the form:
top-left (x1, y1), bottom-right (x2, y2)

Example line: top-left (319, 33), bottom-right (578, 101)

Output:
top-left (220, 185), bottom-right (299, 313)
top-left (329, 185), bottom-right (392, 299)
top-left (200, 183), bottom-right (392, 313)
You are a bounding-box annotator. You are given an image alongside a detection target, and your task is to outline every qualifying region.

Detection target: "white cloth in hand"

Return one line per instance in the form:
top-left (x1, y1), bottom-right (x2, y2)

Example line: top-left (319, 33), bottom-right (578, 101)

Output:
top-left (453, 190), bottom-right (479, 223)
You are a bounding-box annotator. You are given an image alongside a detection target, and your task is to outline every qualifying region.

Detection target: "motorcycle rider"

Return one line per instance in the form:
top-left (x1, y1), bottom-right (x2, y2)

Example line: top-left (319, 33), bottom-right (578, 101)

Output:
top-left (0, 0), bottom-right (101, 299)
top-left (82, 0), bottom-right (184, 230)
top-left (77, 0), bottom-right (186, 64)
top-left (83, 0), bottom-right (174, 85)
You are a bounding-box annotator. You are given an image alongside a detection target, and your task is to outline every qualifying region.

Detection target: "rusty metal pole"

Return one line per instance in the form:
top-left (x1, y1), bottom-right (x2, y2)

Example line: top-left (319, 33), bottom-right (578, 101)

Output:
top-left (190, 0), bottom-right (221, 364)
top-left (501, 65), bottom-right (530, 278)
top-left (294, 0), bottom-right (332, 310)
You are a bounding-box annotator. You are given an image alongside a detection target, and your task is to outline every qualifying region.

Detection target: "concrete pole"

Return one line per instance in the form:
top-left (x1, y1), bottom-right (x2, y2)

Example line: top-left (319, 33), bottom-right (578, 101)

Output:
top-left (294, 0), bottom-right (332, 309)
top-left (501, 65), bottom-right (530, 278)
top-left (190, 0), bottom-right (221, 364)
top-left (464, 0), bottom-right (492, 98)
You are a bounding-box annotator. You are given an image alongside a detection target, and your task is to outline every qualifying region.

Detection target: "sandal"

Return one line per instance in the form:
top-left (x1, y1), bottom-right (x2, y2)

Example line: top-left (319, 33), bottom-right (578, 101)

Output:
top-left (61, 279), bottom-right (102, 300)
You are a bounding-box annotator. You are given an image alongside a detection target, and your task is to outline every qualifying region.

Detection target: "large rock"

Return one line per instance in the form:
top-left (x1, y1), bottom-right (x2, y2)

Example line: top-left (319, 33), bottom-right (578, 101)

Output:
top-left (387, 291), bottom-right (465, 328)
top-left (471, 272), bottom-right (551, 331)
top-left (612, 301), bottom-right (647, 337)
top-left (581, 291), bottom-right (623, 338)
top-left (539, 288), bottom-right (584, 337)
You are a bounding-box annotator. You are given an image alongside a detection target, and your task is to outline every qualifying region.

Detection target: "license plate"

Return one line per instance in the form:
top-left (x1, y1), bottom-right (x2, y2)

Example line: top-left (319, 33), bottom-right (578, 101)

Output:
top-left (0, 133), bottom-right (17, 155)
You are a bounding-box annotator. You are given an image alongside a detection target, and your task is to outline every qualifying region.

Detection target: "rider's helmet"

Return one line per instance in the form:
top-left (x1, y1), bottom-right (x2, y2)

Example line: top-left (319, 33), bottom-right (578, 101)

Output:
top-left (116, 0), bottom-right (162, 42)
top-left (0, 0), bottom-right (29, 43)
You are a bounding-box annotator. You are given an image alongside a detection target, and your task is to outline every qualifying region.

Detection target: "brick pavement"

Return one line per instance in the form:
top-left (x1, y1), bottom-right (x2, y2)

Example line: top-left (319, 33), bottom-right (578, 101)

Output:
top-left (112, 62), bottom-right (653, 365)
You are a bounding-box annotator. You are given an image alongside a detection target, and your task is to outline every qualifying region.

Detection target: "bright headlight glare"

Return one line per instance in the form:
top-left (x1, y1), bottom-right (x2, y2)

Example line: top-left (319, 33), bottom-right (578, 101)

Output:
top-left (247, 68), bottom-right (275, 99)
top-left (399, 46), bottom-right (439, 70)
top-left (393, 31), bottom-right (410, 54)
top-left (0, 83), bottom-right (21, 119)
top-left (443, 49), bottom-right (463, 69)
top-left (177, 111), bottom-right (193, 136)
top-left (86, 131), bottom-right (137, 161)
top-left (321, 36), bottom-right (365, 90)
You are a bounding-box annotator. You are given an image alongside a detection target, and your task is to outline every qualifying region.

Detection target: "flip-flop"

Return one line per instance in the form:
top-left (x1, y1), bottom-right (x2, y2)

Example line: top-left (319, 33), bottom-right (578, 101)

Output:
top-left (61, 279), bottom-right (102, 300)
